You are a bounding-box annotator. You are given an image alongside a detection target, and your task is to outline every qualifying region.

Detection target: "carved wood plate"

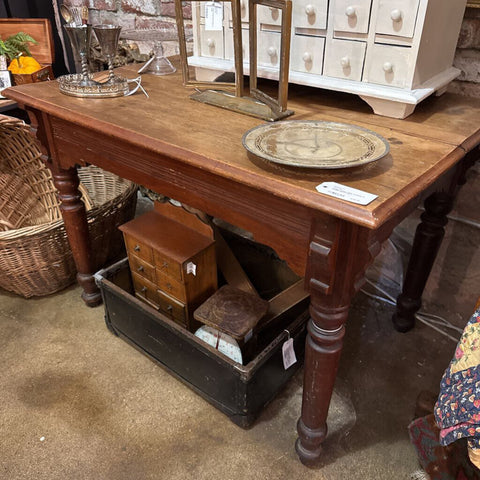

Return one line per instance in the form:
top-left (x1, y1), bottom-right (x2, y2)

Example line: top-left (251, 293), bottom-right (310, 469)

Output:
top-left (242, 120), bottom-right (390, 169)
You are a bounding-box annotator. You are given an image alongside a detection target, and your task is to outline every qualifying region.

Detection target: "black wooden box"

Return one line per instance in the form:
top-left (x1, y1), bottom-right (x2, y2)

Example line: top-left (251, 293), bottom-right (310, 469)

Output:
top-left (95, 258), bottom-right (308, 427)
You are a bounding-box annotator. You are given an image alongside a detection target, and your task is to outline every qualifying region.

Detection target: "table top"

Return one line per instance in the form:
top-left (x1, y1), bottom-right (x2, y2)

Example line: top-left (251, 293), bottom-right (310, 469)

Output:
top-left (4, 59), bottom-right (480, 230)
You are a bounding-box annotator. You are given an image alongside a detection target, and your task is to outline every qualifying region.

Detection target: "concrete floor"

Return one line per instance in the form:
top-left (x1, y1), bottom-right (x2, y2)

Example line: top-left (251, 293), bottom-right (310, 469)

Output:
top-left (1, 180), bottom-right (478, 479)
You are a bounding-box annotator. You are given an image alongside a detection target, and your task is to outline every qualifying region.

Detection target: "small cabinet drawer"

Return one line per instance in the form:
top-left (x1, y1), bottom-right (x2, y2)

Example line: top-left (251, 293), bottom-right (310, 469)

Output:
top-left (198, 25), bottom-right (225, 58)
top-left (156, 270), bottom-right (187, 303)
top-left (153, 250), bottom-right (182, 282)
top-left (257, 4), bottom-right (283, 26)
top-left (129, 254), bottom-right (156, 284)
top-left (257, 31), bottom-right (281, 67)
top-left (124, 235), bottom-right (154, 264)
top-left (157, 289), bottom-right (187, 327)
top-left (132, 272), bottom-right (159, 308)
top-left (290, 34), bottom-right (325, 75)
top-left (292, 0), bottom-right (328, 30)
top-left (375, 0), bottom-right (420, 38)
top-left (333, 0), bottom-right (372, 34)
top-left (364, 43), bottom-right (411, 87)
top-left (224, 26), bottom-right (249, 62)
top-left (323, 38), bottom-right (366, 81)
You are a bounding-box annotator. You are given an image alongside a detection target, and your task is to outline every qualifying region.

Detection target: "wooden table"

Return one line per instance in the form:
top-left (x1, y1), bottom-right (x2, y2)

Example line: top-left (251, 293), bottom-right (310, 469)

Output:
top-left (4, 61), bottom-right (479, 464)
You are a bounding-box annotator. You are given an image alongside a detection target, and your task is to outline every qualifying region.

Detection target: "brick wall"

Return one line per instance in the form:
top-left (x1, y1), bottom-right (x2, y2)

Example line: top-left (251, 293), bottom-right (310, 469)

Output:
top-left (450, 6), bottom-right (480, 97)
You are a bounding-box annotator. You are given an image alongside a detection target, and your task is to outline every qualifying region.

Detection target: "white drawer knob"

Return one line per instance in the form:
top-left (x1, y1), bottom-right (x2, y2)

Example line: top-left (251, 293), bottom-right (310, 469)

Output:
top-left (305, 4), bottom-right (315, 16)
top-left (302, 52), bottom-right (312, 63)
top-left (390, 8), bottom-right (402, 22)
top-left (345, 5), bottom-right (356, 17)
top-left (340, 56), bottom-right (350, 68)
top-left (207, 38), bottom-right (215, 48)
top-left (383, 61), bottom-right (393, 73)
top-left (267, 46), bottom-right (277, 57)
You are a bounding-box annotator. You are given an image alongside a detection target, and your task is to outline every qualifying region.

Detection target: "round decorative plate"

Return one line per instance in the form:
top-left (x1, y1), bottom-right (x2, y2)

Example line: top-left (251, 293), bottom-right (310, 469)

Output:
top-left (194, 326), bottom-right (243, 365)
top-left (242, 120), bottom-right (390, 169)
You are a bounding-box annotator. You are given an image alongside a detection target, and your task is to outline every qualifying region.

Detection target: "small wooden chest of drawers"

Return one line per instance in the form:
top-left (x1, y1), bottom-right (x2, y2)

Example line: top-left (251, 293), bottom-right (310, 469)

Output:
top-left (119, 210), bottom-right (217, 331)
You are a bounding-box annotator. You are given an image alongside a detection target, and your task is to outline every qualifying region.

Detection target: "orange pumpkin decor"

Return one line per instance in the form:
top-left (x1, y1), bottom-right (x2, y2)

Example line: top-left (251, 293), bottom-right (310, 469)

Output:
top-left (8, 55), bottom-right (42, 75)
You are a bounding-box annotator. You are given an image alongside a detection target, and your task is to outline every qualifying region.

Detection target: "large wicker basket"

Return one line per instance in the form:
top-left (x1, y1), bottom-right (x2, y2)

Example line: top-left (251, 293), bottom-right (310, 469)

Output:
top-left (0, 115), bottom-right (138, 298)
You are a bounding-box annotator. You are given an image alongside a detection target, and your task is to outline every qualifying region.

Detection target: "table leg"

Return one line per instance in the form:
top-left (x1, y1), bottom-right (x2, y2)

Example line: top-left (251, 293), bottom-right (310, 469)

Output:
top-left (392, 192), bottom-right (453, 332)
top-left (296, 220), bottom-right (380, 464)
top-left (53, 166), bottom-right (102, 307)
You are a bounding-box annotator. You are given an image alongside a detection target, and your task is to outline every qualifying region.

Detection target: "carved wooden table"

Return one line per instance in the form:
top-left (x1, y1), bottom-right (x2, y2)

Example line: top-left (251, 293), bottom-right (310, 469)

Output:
top-left (4, 62), bottom-right (479, 464)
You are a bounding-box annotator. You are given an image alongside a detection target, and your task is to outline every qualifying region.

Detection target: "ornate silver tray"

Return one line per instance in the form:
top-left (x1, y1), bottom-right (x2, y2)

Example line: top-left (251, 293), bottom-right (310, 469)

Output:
top-left (242, 120), bottom-right (390, 169)
top-left (58, 73), bottom-right (129, 98)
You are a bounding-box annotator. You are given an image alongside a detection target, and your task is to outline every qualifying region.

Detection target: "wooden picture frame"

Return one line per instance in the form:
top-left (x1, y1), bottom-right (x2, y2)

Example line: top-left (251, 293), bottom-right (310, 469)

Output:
top-left (175, 0), bottom-right (244, 97)
top-left (467, 1), bottom-right (480, 7)
top-left (248, 0), bottom-right (292, 115)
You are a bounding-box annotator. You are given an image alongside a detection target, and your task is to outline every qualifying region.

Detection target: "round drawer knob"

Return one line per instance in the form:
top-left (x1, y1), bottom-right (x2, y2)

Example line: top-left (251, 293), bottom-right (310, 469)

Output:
top-left (302, 52), bottom-right (312, 63)
top-left (340, 56), bottom-right (350, 68)
top-left (345, 5), bottom-right (356, 17)
top-left (383, 61), bottom-right (393, 73)
top-left (267, 46), bottom-right (277, 57)
top-left (305, 4), bottom-right (315, 15)
top-left (141, 286), bottom-right (147, 293)
top-left (134, 245), bottom-right (140, 252)
top-left (137, 265), bottom-right (144, 272)
top-left (390, 8), bottom-right (402, 21)
top-left (207, 38), bottom-right (215, 48)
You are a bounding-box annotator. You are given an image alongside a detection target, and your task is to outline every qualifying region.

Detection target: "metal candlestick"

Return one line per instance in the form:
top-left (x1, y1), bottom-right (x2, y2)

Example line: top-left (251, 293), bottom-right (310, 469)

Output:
top-left (93, 24), bottom-right (122, 84)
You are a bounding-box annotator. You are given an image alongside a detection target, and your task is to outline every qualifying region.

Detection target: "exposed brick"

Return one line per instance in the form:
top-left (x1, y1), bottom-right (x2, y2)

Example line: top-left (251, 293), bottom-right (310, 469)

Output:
top-left (457, 18), bottom-right (480, 49)
top-left (161, 2), bottom-right (191, 19)
top-left (453, 49), bottom-right (480, 83)
top-left (121, 0), bottom-right (160, 15)
top-left (89, 10), bottom-right (136, 29)
top-left (134, 17), bottom-right (177, 37)
top-left (88, 0), bottom-right (117, 11)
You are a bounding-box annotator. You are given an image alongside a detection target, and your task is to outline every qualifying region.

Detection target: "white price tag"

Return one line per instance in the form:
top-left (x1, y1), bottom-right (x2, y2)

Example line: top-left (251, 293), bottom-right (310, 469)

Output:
top-left (186, 262), bottom-right (197, 276)
top-left (315, 182), bottom-right (378, 206)
top-left (282, 338), bottom-right (297, 370)
top-left (205, 2), bottom-right (223, 31)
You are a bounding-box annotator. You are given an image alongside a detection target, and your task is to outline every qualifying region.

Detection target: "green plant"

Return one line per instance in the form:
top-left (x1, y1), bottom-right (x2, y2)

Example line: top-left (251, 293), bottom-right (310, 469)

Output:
top-left (0, 32), bottom-right (37, 61)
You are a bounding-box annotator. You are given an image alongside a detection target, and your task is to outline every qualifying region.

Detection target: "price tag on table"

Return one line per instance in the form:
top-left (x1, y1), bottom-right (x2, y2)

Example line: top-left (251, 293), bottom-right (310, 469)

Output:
top-left (205, 2), bottom-right (223, 31)
top-left (316, 182), bottom-right (378, 206)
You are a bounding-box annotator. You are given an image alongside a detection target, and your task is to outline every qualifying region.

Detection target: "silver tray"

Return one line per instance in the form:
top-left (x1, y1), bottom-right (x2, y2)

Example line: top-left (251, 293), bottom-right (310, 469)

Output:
top-left (58, 74), bottom-right (129, 98)
top-left (242, 120), bottom-right (390, 169)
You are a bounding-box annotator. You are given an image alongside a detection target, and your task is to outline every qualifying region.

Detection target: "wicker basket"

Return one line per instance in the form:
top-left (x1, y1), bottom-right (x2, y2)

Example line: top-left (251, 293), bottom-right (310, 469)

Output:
top-left (0, 115), bottom-right (138, 298)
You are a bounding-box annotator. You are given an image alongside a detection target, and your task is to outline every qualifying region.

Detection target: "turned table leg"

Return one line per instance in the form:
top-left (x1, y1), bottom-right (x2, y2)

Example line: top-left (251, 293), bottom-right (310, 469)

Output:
top-left (392, 192), bottom-right (453, 332)
top-left (393, 147), bottom-right (479, 332)
top-left (296, 220), bottom-right (381, 464)
top-left (53, 167), bottom-right (102, 307)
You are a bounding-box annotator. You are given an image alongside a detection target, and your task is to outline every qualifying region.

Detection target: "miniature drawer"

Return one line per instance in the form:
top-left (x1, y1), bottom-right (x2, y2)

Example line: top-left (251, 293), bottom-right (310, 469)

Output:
top-left (132, 272), bottom-right (159, 308)
top-left (156, 270), bottom-right (187, 303)
top-left (124, 235), bottom-right (154, 264)
top-left (290, 34), bottom-right (325, 75)
top-left (257, 30), bottom-right (281, 67)
top-left (129, 254), bottom-right (156, 284)
top-left (257, 4), bottom-right (283, 26)
top-left (292, 0), bottom-right (328, 30)
top-left (364, 43), bottom-right (411, 87)
top-left (153, 249), bottom-right (183, 283)
top-left (323, 38), bottom-right (366, 81)
top-left (199, 25), bottom-right (225, 58)
top-left (156, 289), bottom-right (187, 327)
top-left (224, 26), bottom-right (250, 62)
top-left (333, 0), bottom-right (372, 34)
top-left (375, 0), bottom-right (420, 39)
